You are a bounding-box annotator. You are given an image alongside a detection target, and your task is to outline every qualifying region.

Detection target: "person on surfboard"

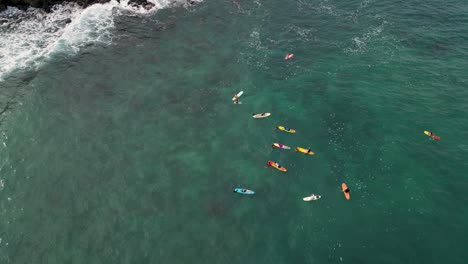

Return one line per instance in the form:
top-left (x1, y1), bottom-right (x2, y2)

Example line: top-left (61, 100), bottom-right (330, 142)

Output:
top-left (275, 126), bottom-right (290, 131)
top-left (428, 132), bottom-right (439, 140)
top-left (265, 161), bottom-right (281, 168)
top-left (426, 131), bottom-right (441, 140)
top-left (272, 143), bottom-right (283, 149)
top-left (285, 53), bottom-right (294, 60)
top-left (233, 94), bottom-right (240, 104)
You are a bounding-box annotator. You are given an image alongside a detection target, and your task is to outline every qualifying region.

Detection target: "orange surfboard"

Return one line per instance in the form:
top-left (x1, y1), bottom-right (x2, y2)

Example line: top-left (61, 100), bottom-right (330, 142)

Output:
top-left (342, 183), bottom-right (350, 200)
top-left (267, 160), bottom-right (287, 172)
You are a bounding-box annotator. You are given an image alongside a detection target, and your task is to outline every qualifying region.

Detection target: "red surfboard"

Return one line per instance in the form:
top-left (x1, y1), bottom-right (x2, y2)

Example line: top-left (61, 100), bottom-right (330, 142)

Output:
top-left (424, 131), bottom-right (441, 141)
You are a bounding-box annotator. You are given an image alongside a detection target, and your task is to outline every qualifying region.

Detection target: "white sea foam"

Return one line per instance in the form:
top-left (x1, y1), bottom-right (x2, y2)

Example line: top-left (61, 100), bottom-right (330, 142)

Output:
top-left (344, 21), bottom-right (387, 54)
top-left (239, 29), bottom-right (270, 70)
top-left (0, 0), bottom-right (203, 81)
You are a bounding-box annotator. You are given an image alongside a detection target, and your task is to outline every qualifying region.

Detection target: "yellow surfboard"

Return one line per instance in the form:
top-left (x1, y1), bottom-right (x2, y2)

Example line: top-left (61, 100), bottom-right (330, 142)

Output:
top-left (295, 147), bottom-right (315, 155)
top-left (277, 126), bottom-right (296, 133)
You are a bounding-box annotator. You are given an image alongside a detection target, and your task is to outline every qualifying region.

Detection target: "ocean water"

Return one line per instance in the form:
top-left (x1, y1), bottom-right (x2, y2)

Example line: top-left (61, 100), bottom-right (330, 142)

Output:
top-left (0, 0), bottom-right (467, 263)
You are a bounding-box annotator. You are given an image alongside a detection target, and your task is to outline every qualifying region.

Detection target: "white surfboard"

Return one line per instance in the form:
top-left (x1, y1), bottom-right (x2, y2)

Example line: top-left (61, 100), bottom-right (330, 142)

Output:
top-left (272, 143), bottom-right (291, 150)
top-left (232, 91), bottom-right (244, 101)
top-left (303, 194), bottom-right (321, 201)
top-left (252, 112), bottom-right (271, 119)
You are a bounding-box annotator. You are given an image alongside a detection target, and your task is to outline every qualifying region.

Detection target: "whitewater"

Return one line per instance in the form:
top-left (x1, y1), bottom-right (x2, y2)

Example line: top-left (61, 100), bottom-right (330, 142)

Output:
top-left (0, 0), bottom-right (202, 81)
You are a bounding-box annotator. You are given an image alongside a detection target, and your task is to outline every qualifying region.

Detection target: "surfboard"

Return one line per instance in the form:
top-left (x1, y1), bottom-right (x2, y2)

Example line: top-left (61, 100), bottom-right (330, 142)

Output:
top-left (342, 183), bottom-right (350, 200)
top-left (232, 91), bottom-right (244, 101)
top-left (272, 143), bottom-right (291, 150)
top-left (267, 160), bottom-right (287, 172)
top-left (285, 53), bottom-right (294, 60)
top-left (234, 188), bottom-right (255, 195)
top-left (277, 126), bottom-right (296, 133)
top-left (252, 113), bottom-right (271, 118)
top-left (303, 194), bottom-right (321, 201)
top-left (295, 147), bottom-right (315, 155)
top-left (424, 130), bottom-right (441, 140)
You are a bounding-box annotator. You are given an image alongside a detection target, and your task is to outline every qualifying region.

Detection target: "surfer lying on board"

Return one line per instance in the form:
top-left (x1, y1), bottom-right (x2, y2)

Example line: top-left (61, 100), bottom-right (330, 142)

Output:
top-left (425, 131), bottom-right (441, 140)
top-left (285, 53), bottom-right (294, 60)
top-left (266, 161), bottom-right (281, 168)
top-left (344, 188), bottom-right (350, 194)
top-left (275, 126), bottom-right (291, 131)
top-left (232, 91), bottom-right (243, 104)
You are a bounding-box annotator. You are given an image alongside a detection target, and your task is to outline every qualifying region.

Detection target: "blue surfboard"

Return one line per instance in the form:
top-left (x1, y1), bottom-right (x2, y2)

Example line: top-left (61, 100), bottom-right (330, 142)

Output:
top-left (233, 188), bottom-right (255, 195)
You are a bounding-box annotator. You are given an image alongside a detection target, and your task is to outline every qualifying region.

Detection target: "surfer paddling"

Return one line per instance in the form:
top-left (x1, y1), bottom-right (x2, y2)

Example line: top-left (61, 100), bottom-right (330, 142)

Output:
top-left (232, 91), bottom-right (243, 104)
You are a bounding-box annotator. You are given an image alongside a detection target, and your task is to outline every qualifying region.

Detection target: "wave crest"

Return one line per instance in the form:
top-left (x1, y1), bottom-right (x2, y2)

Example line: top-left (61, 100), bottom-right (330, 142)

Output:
top-left (0, 0), bottom-right (203, 81)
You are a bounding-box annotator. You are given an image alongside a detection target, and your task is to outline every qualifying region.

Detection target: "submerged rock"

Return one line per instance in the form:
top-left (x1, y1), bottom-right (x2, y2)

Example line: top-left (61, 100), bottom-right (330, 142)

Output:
top-left (143, 3), bottom-right (154, 10)
top-left (127, 0), bottom-right (156, 10)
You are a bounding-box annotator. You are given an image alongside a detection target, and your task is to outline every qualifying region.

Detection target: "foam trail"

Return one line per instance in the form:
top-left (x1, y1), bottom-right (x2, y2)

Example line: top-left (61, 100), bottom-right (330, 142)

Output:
top-left (0, 0), bottom-right (203, 81)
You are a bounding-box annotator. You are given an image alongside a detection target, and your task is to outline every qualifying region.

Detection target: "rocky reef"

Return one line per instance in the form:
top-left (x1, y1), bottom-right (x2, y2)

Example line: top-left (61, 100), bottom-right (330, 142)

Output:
top-left (0, 0), bottom-right (198, 12)
top-left (0, 0), bottom-right (109, 12)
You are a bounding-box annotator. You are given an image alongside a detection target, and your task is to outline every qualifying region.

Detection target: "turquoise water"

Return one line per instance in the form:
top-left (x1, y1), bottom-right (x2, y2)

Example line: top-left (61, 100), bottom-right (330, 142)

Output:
top-left (1, 0), bottom-right (468, 263)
